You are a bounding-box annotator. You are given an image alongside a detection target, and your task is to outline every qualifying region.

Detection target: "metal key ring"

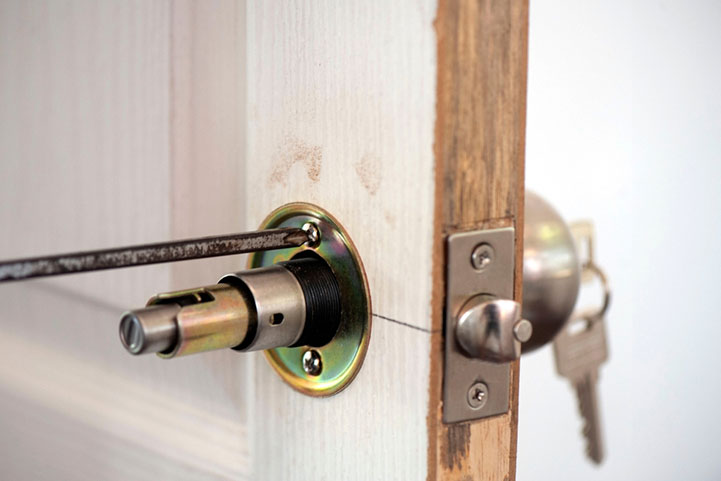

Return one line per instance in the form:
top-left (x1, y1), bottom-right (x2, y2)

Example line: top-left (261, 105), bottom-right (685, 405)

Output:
top-left (582, 262), bottom-right (611, 321)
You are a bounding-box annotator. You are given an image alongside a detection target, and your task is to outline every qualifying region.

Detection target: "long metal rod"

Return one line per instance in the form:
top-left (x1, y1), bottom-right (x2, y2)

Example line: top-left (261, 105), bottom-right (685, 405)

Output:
top-left (0, 227), bottom-right (309, 283)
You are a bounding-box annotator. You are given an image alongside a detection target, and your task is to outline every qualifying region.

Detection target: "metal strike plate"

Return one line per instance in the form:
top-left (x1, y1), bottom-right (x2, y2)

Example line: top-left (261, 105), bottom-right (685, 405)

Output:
top-left (443, 227), bottom-right (515, 423)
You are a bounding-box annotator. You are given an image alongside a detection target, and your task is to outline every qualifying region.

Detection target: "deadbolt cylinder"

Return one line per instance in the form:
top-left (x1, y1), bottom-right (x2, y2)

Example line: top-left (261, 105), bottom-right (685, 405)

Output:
top-left (119, 257), bottom-right (342, 358)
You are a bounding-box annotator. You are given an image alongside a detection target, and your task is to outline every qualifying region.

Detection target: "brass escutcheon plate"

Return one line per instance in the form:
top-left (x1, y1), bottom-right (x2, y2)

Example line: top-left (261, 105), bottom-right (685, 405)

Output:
top-left (249, 203), bottom-right (371, 396)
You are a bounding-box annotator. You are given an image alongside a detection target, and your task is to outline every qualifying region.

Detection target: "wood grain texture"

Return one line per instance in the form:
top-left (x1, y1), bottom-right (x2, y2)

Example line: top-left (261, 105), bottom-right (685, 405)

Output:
top-left (428, 0), bottom-right (529, 480)
top-left (246, 1), bottom-right (438, 479)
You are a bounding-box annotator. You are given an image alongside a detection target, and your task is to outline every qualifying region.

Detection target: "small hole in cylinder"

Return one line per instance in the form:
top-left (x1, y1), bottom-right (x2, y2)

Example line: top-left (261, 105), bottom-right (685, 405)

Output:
top-left (269, 313), bottom-right (284, 325)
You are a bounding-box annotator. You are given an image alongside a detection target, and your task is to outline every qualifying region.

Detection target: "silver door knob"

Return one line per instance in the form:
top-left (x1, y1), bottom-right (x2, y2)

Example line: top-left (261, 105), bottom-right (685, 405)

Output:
top-left (455, 295), bottom-right (533, 363)
top-left (522, 191), bottom-right (581, 352)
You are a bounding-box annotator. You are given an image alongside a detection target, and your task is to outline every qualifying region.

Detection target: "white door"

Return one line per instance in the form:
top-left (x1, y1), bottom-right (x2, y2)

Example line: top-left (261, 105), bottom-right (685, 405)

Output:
top-left (0, 2), bottom-right (528, 479)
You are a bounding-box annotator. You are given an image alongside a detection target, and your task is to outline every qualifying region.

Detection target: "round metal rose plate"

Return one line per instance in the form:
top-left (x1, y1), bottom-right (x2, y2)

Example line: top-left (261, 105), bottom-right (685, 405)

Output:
top-left (248, 203), bottom-right (371, 397)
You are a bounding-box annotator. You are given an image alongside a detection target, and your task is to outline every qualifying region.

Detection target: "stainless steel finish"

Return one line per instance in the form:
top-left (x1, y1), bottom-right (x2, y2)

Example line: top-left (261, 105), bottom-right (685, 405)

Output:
top-left (580, 263), bottom-right (611, 320)
top-left (522, 191), bottom-right (581, 352)
top-left (470, 243), bottom-right (494, 271)
top-left (302, 349), bottom-right (323, 376)
top-left (223, 265), bottom-right (307, 351)
top-left (443, 227), bottom-right (515, 423)
top-left (570, 220), bottom-right (596, 283)
top-left (119, 304), bottom-right (180, 355)
top-left (554, 317), bottom-right (608, 388)
top-left (455, 295), bottom-right (530, 363)
top-left (513, 318), bottom-right (533, 343)
top-left (575, 373), bottom-right (604, 463)
top-left (553, 219), bottom-right (612, 465)
top-left (466, 382), bottom-right (489, 410)
top-left (554, 315), bottom-right (608, 464)
top-left (570, 221), bottom-right (611, 321)
top-left (0, 227), bottom-right (310, 283)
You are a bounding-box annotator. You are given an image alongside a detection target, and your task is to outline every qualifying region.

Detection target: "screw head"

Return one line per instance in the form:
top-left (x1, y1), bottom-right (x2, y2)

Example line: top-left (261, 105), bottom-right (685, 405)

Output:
top-left (301, 222), bottom-right (321, 247)
top-left (471, 243), bottom-right (494, 271)
top-left (302, 349), bottom-right (323, 376)
top-left (467, 382), bottom-right (489, 409)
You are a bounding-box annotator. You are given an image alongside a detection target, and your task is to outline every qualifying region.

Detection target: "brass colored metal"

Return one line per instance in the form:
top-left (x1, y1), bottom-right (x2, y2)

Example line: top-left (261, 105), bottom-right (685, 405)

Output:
top-left (148, 284), bottom-right (252, 358)
top-left (120, 263), bottom-right (311, 358)
top-left (249, 203), bottom-right (371, 397)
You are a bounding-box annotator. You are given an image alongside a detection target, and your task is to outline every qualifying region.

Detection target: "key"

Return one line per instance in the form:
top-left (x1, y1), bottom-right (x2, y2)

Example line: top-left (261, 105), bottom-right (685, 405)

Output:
top-left (553, 313), bottom-right (608, 464)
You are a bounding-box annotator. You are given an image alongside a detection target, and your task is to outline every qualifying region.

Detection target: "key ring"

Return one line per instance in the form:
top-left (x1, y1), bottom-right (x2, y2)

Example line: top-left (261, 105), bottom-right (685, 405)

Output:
top-left (581, 261), bottom-right (611, 322)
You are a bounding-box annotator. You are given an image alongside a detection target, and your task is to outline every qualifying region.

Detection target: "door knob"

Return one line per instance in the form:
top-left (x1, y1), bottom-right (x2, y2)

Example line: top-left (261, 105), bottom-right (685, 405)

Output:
top-left (452, 190), bottom-right (599, 362)
top-left (450, 190), bottom-right (579, 365)
top-left (521, 191), bottom-right (581, 352)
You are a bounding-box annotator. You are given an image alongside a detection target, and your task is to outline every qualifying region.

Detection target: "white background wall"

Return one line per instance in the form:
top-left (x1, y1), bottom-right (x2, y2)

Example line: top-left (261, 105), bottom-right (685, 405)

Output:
top-left (518, 1), bottom-right (721, 479)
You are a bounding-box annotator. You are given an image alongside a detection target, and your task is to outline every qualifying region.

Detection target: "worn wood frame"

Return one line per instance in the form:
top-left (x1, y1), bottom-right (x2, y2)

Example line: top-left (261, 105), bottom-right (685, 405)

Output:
top-left (428, 0), bottom-right (529, 479)
top-left (0, 1), bottom-right (529, 478)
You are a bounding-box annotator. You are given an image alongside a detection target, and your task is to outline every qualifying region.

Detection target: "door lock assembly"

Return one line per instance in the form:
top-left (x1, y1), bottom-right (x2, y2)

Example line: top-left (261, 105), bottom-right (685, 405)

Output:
top-left (0, 192), bottom-right (608, 429)
top-left (443, 191), bottom-right (611, 424)
top-left (120, 203), bottom-right (372, 397)
top-left (0, 203), bottom-right (371, 397)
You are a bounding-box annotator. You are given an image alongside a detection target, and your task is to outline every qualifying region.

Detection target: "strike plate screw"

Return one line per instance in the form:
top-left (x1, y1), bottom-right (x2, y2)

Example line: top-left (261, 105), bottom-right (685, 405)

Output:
top-left (302, 349), bottom-right (323, 376)
top-left (467, 382), bottom-right (489, 409)
top-left (471, 243), bottom-right (494, 271)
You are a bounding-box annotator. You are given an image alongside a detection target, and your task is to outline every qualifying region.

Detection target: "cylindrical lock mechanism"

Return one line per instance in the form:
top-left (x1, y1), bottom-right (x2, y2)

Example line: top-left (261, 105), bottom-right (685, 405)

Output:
top-left (0, 202), bottom-right (370, 396)
top-left (119, 203), bottom-right (371, 397)
top-left (119, 256), bottom-right (341, 358)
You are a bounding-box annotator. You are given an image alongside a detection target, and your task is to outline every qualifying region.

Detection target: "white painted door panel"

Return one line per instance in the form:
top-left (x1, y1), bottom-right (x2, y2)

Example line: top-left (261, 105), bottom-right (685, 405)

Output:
top-left (246, 2), bottom-right (436, 478)
top-left (0, 1), bottom-right (250, 479)
top-left (0, 1), bottom-right (438, 480)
